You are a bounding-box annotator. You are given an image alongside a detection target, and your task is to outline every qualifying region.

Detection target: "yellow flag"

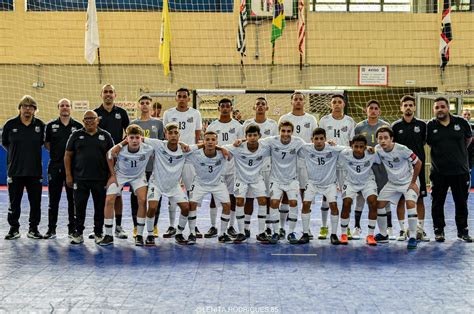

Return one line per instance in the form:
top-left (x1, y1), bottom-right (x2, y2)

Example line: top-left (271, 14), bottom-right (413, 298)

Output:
top-left (159, 0), bottom-right (171, 76)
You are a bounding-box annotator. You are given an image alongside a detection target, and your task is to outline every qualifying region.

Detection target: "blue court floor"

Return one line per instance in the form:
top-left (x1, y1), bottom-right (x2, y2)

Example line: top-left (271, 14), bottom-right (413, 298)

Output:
top-left (0, 189), bottom-right (472, 313)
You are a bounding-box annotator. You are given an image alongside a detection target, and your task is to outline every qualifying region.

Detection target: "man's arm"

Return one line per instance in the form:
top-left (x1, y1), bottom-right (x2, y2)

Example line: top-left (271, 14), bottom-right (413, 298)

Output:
top-left (64, 150), bottom-right (74, 188)
top-left (1, 123), bottom-right (9, 151)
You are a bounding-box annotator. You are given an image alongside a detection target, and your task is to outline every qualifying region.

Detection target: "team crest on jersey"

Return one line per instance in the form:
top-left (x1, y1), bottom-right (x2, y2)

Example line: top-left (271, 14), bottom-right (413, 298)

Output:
top-left (341, 126), bottom-right (348, 132)
top-left (326, 152), bottom-right (333, 158)
top-left (171, 118), bottom-right (177, 122)
top-left (304, 123), bottom-right (310, 128)
top-left (115, 113), bottom-right (121, 119)
top-left (349, 161), bottom-right (353, 166)
top-left (215, 160), bottom-right (221, 166)
top-left (393, 157), bottom-right (400, 163)
top-left (274, 147), bottom-right (280, 152)
top-left (79, 135), bottom-right (84, 139)
top-left (52, 129), bottom-right (57, 133)
top-left (52, 124), bottom-right (59, 129)
top-left (433, 129), bottom-right (438, 134)
top-left (290, 149), bottom-right (296, 154)
top-left (12, 129), bottom-right (17, 133)
top-left (256, 156), bottom-right (263, 161)
top-left (200, 163), bottom-right (206, 166)
top-left (327, 126), bottom-right (333, 130)
top-left (264, 129), bottom-right (271, 135)
top-left (310, 154), bottom-right (315, 158)
top-left (187, 117), bottom-right (194, 123)
top-left (215, 130), bottom-right (221, 134)
top-left (414, 126), bottom-right (420, 133)
top-left (175, 155), bottom-right (183, 159)
top-left (241, 155), bottom-right (247, 159)
top-left (123, 157), bottom-right (129, 162)
top-left (398, 129), bottom-right (403, 134)
top-left (98, 134), bottom-right (105, 141)
top-left (229, 128), bottom-right (235, 134)
top-left (454, 124), bottom-right (461, 131)
top-left (139, 155), bottom-right (146, 161)
top-left (364, 161), bottom-right (370, 167)
top-left (35, 126), bottom-right (41, 133)
top-left (152, 126), bottom-right (157, 131)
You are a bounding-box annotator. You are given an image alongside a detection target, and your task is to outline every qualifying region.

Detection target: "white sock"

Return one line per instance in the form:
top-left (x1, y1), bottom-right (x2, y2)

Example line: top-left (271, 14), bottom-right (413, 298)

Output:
top-left (188, 211), bottom-right (197, 235)
top-left (210, 207), bottom-right (217, 227)
top-left (137, 217), bottom-right (146, 237)
top-left (321, 207), bottom-right (329, 228)
top-left (220, 213), bottom-right (230, 236)
top-left (169, 203), bottom-right (176, 226)
top-left (236, 206), bottom-right (245, 233)
top-left (399, 219), bottom-right (406, 231)
top-left (302, 213), bottom-right (311, 234)
top-left (330, 214), bottom-right (339, 235)
top-left (340, 218), bottom-right (349, 235)
top-left (257, 205), bottom-right (266, 234)
top-left (418, 220), bottom-right (424, 230)
top-left (288, 206), bottom-right (298, 233)
top-left (279, 203), bottom-right (289, 229)
top-left (407, 207), bottom-right (418, 240)
top-left (368, 219), bottom-right (376, 236)
top-left (270, 207), bottom-right (280, 233)
top-left (177, 214), bottom-right (187, 235)
top-left (377, 208), bottom-right (387, 236)
top-left (229, 210), bottom-right (236, 228)
top-left (355, 193), bottom-right (365, 212)
top-left (146, 217), bottom-right (154, 236)
top-left (104, 218), bottom-right (113, 236)
top-left (244, 214), bottom-right (251, 231)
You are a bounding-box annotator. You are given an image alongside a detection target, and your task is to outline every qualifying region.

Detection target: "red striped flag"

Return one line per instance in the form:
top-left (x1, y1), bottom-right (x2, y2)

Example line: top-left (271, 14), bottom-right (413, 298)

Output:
top-left (297, 0), bottom-right (305, 57)
top-left (237, 0), bottom-right (247, 59)
top-left (439, 0), bottom-right (452, 72)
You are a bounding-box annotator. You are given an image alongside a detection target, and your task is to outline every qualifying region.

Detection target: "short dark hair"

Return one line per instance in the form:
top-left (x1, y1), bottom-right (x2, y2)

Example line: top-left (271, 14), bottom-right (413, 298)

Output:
top-left (256, 97), bottom-right (267, 103)
top-left (245, 124), bottom-right (261, 136)
top-left (137, 95), bottom-right (153, 103)
top-left (218, 98), bottom-right (233, 106)
top-left (331, 94), bottom-right (345, 102)
top-left (434, 96), bottom-right (449, 106)
top-left (278, 120), bottom-right (294, 132)
top-left (153, 102), bottom-right (162, 110)
top-left (291, 92), bottom-right (305, 100)
top-left (312, 127), bottom-right (326, 138)
top-left (400, 95), bottom-right (415, 104)
top-left (375, 126), bottom-right (394, 139)
top-left (176, 88), bottom-right (190, 96)
top-left (366, 99), bottom-right (381, 109)
top-left (351, 134), bottom-right (367, 145)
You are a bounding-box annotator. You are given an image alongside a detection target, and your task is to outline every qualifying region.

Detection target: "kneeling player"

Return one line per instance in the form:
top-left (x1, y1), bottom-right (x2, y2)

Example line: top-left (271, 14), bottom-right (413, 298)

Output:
top-left (100, 125), bottom-right (153, 246)
top-left (339, 135), bottom-right (379, 246)
top-left (374, 126), bottom-right (422, 249)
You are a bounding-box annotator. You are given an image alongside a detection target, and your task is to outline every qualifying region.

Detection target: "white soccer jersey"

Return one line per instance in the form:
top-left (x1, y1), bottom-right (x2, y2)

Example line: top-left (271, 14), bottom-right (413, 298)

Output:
top-left (224, 142), bottom-right (271, 184)
top-left (319, 114), bottom-right (356, 146)
top-left (207, 119), bottom-right (243, 174)
top-left (162, 107), bottom-right (202, 145)
top-left (114, 144), bottom-right (154, 180)
top-left (186, 149), bottom-right (227, 187)
top-left (298, 143), bottom-right (345, 186)
top-left (263, 135), bottom-right (305, 184)
top-left (278, 113), bottom-right (318, 143)
top-left (339, 148), bottom-right (380, 186)
top-left (242, 118), bottom-right (278, 171)
top-left (375, 143), bottom-right (418, 185)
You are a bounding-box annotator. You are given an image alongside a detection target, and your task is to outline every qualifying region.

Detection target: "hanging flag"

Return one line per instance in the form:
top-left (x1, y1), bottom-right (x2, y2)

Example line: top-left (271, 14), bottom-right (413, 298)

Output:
top-left (271, 0), bottom-right (285, 45)
top-left (297, 0), bottom-right (305, 70)
top-left (159, 0), bottom-right (172, 76)
top-left (84, 0), bottom-right (100, 65)
top-left (439, 0), bottom-right (452, 72)
top-left (237, 0), bottom-right (247, 59)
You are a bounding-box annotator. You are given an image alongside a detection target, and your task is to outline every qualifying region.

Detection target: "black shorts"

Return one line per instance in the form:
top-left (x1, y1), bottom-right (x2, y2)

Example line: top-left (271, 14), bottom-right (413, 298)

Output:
top-left (418, 166), bottom-right (427, 198)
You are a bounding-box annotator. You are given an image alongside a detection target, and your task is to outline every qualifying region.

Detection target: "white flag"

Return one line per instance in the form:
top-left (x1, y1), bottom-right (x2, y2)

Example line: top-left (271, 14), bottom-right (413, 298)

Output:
top-left (85, 0), bottom-right (100, 64)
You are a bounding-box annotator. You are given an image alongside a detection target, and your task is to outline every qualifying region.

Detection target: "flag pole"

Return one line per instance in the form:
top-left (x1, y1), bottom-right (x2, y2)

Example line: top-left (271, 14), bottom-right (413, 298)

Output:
top-left (97, 47), bottom-right (102, 84)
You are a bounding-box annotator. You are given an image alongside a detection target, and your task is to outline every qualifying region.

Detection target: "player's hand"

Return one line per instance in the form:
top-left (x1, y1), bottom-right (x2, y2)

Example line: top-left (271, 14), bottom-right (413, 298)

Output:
top-left (179, 142), bottom-right (191, 152)
top-left (327, 140), bottom-right (336, 146)
top-left (66, 175), bottom-right (74, 188)
top-left (367, 147), bottom-right (375, 154)
top-left (107, 175), bottom-right (117, 189)
top-left (408, 182), bottom-right (419, 196)
top-left (110, 145), bottom-right (122, 157)
top-left (233, 139), bottom-right (243, 147)
top-left (220, 147), bottom-right (232, 160)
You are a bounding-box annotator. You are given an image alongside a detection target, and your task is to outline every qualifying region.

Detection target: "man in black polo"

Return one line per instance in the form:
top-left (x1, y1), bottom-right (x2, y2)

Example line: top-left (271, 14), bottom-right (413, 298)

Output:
top-left (44, 98), bottom-right (82, 239)
top-left (94, 84), bottom-right (129, 239)
top-left (65, 110), bottom-right (114, 244)
top-left (462, 109), bottom-right (474, 170)
top-left (392, 95), bottom-right (429, 242)
top-left (427, 97), bottom-right (472, 242)
top-left (2, 95), bottom-right (45, 240)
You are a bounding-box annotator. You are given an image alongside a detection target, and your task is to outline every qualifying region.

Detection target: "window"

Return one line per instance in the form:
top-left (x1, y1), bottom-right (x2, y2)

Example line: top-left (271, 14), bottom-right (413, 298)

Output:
top-left (310, 0), bottom-right (415, 12)
top-left (451, 0), bottom-right (474, 11)
top-left (0, 0), bottom-right (13, 11)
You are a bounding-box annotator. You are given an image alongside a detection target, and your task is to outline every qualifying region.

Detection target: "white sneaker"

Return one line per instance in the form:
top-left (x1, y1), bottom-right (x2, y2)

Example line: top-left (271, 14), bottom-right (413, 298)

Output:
top-left (115, 226), bottom-right (128, 239)
top-left (397, 230), bottom-right (407, 241)
top-left (352, 227), bottom-right (362, 240)
top-left (387, 227), bottom-right (396, 240)
top-left (416, 226), bottom-right (430, 242)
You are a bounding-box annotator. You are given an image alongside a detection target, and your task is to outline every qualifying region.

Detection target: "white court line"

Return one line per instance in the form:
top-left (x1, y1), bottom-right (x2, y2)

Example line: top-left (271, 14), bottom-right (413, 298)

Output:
top-left (271, 253), bottom-right (318, 256)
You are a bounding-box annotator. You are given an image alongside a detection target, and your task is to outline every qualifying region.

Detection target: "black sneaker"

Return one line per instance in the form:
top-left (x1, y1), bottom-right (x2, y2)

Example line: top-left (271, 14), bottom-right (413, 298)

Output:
top-left (227, 226), bottom-right (238, 238)
top-left (27, 229), bottom-right (43, 239)
top-left (457, 229), bottom-right (473, 243)
top-left (94, 233), bottom-right (103, 244)
top-left (98, 235), bottom-right (114, 246)
top-left (374, 233), bottom-right (389, 243)
top-left (163, 226), bottom-right (177, 238)
top-left (204, 226), bottom-right (218, 238)
top-left (244, 229), bottom-right (251, 239)
top-left (5, 228), bottom-right (20, 240)
top-left (268, 233), bottom-right (279, 244)
top-left (278, 228), bottom-right (286, 239)
top-left (265, 227), bottom-right (272, 237)
top-left (330, 234), bottom-right (340, 245)
top-left (70, 232), bottom-right (84, 244)
top-left (298, 233), bottom-right (310, 244)
top-left (175, 234), bottom-right (188, 245)
top-left (188, 234), bottom-right (197, 245)
top-left (135, 235), bottom-right (144, 246)
top-left (218, 233), bottom-right (233, 244)
top-left (195, 227), bottom-right (203, 239)
top-left (68, 229), bottom-right (75, 239)
top-left (233, 233), bottom-right (247, 244)
top-left (145, 235), bottom-right (156, 246)
top-left (435, 229), bottom-right (445, 242)
top-left (43, 228), bottom-right (57, 239)
top-left (256, 232), bottom-right (269, 244)
top-left (287, 232), bottom-right (299, 244)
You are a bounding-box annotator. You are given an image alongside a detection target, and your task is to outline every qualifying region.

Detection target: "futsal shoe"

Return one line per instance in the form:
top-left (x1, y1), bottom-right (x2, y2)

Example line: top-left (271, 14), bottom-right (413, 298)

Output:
top-left (397, 230), bottom-right (407, 241)
top-left (268, 233), bottom-right (279, 244)
top-left (265, 227), bottom-right (272, 237)
top-left (135, 235), bottom-right (144, 246)
top-left (195, 227), bottom-right (203, 239)
top-left (115, 226), bottom-right (128, 239)
top-left (94, 233), bottom-right (103, 244)
top-left (457, 229), bottom-right (473, 243)
top-left (366, 235), bottom-right (377, 246)
top-left (416, 227), bottom-right (430, 242)
top-left (318, 227), bottom-right (328, 240)
top-left (43, 228), bottom-right (57, 240)
top-left (256, 232), bottom-right (269, 244)
top-left (287, 232), bottom-right (299, 244)
top-left (218, 233), bottom-right (233, 244)
top-left (133, 226), bottom-right (138, 238)
top-left (27, 229), bottom-right (43, 239)
top-left (278, 228), bottom-right (286, 239)
top-left (98, 235), bottom-right (114, 246)
top-left (387, 227), bottom-right (396, 240)
top-left (163, 226), bottom-right (177, 238)
top-left (5, 228), bottom-right (20, 240)
top-left (298, 233), bottom-right (310, 244)
top-left (330, 234), bottom-right (340, 245)
top-left (227, 226), bottom-right (238, 238)
top-left (434, 229), bottom-right (445, 242)
top-left (175, 234), bottom-right (188, 245)
top-left (188, 234), bottom-right (197, 245)
top-left (70, 233), bottom-right (84, 245)
top-left (244, 229), bottom-right (251, 239)
top-left (308, 229), bottom-right (314, 240)
top-left (407, 237), bottom-right (417, 249)
top-left (234, 233), bottom-right (247, 244)
top-left (145, 235), bottom-right (156, 246)
top-left (375, 233), bottom-right (389, 243)
top-left (204, 226), bottom-right (218, 238)
top-left (153, 225), bottom-right (159, 238)
top-left (351, 227), bottom-right (362, 240)
top-left (340, 234), bottom-right (349, 245)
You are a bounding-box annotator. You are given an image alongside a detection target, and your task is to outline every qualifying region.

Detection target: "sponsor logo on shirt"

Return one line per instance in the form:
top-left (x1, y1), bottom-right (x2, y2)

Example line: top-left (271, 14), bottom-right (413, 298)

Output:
top-left (414, 126), bottom-right (420, 133)
top-left (98, 134), bottom-right (105, 141)
top-left (115, 113), bottom-right (121, 119)
top-left (454, 124), bottom-right (461, 131)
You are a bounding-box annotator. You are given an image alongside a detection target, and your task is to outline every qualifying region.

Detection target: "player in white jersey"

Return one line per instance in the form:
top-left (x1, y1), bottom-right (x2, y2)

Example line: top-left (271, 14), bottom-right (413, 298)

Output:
top-left (297, 128), bottom-right (345, 245)
top-left (242, 97), bottom-right (278, 238)
top-left (186, 131), bottom-right (234, 244)
top-left (263, 121), bottom-right (305, 244)
top-left (338, 135), bottom-right (379, 246)
top-left (374, 126), bottom-right (422, 249)
top-left (318, 94), bottom-right (356, 240)
top-left (205, 98), bottom-right (243, 238)
top-left (162, 88), bottom-right (202, 238)
top-left (225, 125), bottom-right (271, 243)
top-left (99, 125), bottom-right (153, 246)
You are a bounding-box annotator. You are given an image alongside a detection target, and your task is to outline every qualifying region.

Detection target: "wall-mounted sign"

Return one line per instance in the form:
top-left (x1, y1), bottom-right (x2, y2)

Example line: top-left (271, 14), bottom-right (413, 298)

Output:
top-left (358, 65), bottom-right (389, 86)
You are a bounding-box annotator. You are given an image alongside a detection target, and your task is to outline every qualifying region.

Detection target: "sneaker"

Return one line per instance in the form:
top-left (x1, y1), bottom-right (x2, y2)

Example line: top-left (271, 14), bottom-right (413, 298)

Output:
top-left (330, 234), bottom-right (340, 245)
top-left (133, 226), bottom-right (138, 238)
top-left (347, 227), bottom-right (352, 240)
top-left (227, 226), bottom-right (238, 238)
top-left (218, 233), bottom-right (233, 244)
top-left (204, 226), bottom-right (218, 238)
top-left (268, 233), bottom-right (279, 244)
top-left (457, 229), bottom-right (473, 243)
top-left (407, 237), bottom-right (417, 249)
top-left (5, 229), bottom-right (20, 240)
top-left (416, 227), bottom-right (430, 242)
top-left (256, 232), bottom-right (269, 243)
top-left (366, 235), bottom-right (377, 246)
top-left (318, 227), bottom-right (328, 240)
top-left (397, 230), bottom-right (407, 241)
top-left (298, 233), bottom-right (310, 244)
top-left (43, 228), bottom-right (56, 239)
top-left (234, 233), bottom-right (247, 244)
top-left (244, 229), bottom-right (251, 239)
top-left (287, 232), bottom-right (299, 244)
top-left (278, 228), bottom-right (286, 239)
top-left (308, 229), bottom-right (314, 240)
top-left (340, 234), bottom-right (348, 245)
top-left (114, 226), bottom-right (128, 239)
top-left (94, 233), bottom-right (103, 244)
top-left (175, 234), bottom-right (187, 245)
top-left (375, 233), bottom-right (389, 243)
top-left (265, 227), bottom-right (272, 237)
top-left (70, 233), bottom-right (84, 244)
top-left (195, 227), bottom-right (203, 239)
top-left (135, 235), bottom-right (144, 246)
top-left (27, 229), bottom-right (43, 239)
top-left (88, 232), bottom-right (95, 239)
top-left (145, 235), bottom-right (155, 246)
top-left (98, 235), bottom-right (113, 246)
top-left (352, 227), bottom-right (362, 240)
top-left (387, 227), bottom-right (396, 240)
top-left (434, 229), bottom-right (445, 242)
top-left (188, 234), bottom-right (197, 245)
top-left (153, 225), bottom-right (159, 238)
top-left (163, 226), bottom-right (177, 238)
top-left (68, 229), bottom-right (75, 239)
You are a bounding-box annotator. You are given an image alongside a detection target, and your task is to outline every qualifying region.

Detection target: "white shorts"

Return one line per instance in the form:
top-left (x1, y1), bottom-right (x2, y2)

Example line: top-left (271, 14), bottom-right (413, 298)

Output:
top-left (297, 166), bottom-right (308, 189)
top-left (147, 181), bottom-right (188, 204)
top-left (107, 174), bottom-right (147, 196)
top-left (342, 177), bottom-right (378, 201)
top-left (270, 179), bottom-right (300, 201)
top-left (190, 181), bottom-right (230, 205)
top-left (234, 179), bottom-right (267, 199)
top-left (336, 168), bottom-right (346, 191)
top-left (223, 174), bottom-right (234, 195)
top-left (378, 180), bottom-right (419, 205)
top-left (261, 169), bottom-right (271, 196)
top-left (304, 182), bottom-right (338, 203)
top-left (181, 163), bottom-right (196, 191)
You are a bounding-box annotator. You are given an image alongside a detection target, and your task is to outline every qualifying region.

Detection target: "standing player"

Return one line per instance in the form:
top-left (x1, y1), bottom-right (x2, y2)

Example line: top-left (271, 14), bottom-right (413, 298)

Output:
top-left (162, 88), bottom-right (202, 238)
top-left (44, 98), bottom-right (82, 239)
top-left (152, 102), bottom-right (162, 119)
top-left (353, 100), bottom-right (393, 240)
top-left (94, 84), bottom-right (130, 239)
top-left (318, 94), bottom-right (355, 240)
top-left (392, 95), bottom-right (429, 242)
top-left (374, 126), bottom-right (422, 249)
top-left (206, 98), bottom-right (243, 238)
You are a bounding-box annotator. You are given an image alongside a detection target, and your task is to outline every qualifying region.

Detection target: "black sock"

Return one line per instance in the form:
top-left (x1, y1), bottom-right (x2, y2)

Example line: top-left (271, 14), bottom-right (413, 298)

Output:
top-left (116, 214), bottom-right (122, 226)
top-left (354, 211), bottom-right (362, 228)
top-left (387, 211), bottom-right (393, 228)
top-left (154, 208), bottom-right (160, 225)
top-left (132, 215), bottom-right (137, 227)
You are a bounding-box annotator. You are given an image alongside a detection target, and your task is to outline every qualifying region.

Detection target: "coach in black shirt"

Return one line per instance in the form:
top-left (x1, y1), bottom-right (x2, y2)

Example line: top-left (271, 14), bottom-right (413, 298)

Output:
top-left (2, 95), bottom-right (45, 240)
top-left (44, 98), bottom-right (82, 239)
top-left (427, 97), bottom-right (472, 242)
top-left (65, 110), bottom-right (114, 244)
